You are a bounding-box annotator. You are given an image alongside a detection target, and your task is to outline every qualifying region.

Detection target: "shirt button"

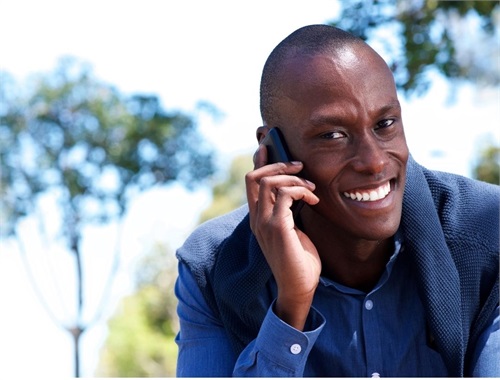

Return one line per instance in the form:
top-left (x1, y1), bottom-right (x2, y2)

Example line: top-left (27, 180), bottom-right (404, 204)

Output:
top-left (290, 343), bottom-right (302, 355)
top-left (365, 300), bottom-right (374, 310)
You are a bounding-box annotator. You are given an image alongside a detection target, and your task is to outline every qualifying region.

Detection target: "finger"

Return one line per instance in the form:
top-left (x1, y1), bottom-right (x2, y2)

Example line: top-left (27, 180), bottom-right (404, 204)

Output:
top-left (245, 162), bottom-right (305, 217)
top-left (272, 186), bottom-right (320, 218)
top-left (254, 160), bottom-right (304, 178)
top-left (256, 179), bottom-right (318, 222)
top-left (258, 174), bottom-right (316, 196)
top-left (250, 173), bottom-right (314, 215)
top-left (252, 184), bottom-right (319, 237)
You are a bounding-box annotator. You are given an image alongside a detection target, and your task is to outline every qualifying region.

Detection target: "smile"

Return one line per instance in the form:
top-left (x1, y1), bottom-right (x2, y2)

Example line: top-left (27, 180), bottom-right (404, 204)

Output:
top-left (343, 182), bottom-right (391, 202)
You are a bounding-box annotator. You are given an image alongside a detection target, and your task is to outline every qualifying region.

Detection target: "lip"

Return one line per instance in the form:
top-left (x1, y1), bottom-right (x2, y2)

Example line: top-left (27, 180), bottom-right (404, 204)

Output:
top-left (343, 180), bottom-right (392, 198)
top-left (342, 190), bottom-right (395, 211)
top-left (340, 180), bottom-right (395, 209)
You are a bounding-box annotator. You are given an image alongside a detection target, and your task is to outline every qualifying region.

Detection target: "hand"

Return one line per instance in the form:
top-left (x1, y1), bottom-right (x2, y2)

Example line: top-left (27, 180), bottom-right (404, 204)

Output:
top-left (245, 144), bottom-right (321, 330)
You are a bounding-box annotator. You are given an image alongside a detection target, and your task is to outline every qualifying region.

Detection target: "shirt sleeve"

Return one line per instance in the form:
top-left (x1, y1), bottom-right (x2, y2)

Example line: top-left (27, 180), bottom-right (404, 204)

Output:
top-left (471, 305), bottom-right (500, 376)
top-left (175, 262), bottom-right (325, 377)
top-left (175, 262), bottom-right (236, 377)
top-left (234, 300), bottom-right (325, 376)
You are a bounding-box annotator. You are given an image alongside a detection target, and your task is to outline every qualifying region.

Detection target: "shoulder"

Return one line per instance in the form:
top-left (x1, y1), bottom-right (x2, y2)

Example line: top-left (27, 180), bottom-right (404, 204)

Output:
top-left (176, 205), bottom-right (250, 271)
top-left (421, 165), bottom-right (499, 244)
top-left (407, 158), bottom-right (499, 235)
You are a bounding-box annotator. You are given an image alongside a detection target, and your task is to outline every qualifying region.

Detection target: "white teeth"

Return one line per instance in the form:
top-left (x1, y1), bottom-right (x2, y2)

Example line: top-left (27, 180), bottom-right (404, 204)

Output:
top-left (343, 182), bottom-right (391, 202)
top-left (377, 187), bottom-right (385, 199)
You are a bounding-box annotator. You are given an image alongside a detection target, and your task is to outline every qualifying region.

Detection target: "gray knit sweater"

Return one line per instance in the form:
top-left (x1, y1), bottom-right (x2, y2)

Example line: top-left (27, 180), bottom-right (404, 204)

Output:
top-left (177, 156), bottom-right (499, 376)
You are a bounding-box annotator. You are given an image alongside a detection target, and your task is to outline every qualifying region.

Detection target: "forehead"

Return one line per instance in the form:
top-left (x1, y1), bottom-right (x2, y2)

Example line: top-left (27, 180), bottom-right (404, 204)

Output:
top-left (274, 46), bottom-right (398, 122)
top-left (280, 44), bottom-right (394, 93)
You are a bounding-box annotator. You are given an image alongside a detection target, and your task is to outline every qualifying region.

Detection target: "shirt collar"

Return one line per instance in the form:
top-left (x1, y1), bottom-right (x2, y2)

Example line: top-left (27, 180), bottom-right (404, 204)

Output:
top-left (319, 229), bottom-right (405, 295)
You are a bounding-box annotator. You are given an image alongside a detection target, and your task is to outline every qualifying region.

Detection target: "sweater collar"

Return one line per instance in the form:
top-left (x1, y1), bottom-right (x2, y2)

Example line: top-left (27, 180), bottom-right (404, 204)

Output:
top-left (401, 156), bottom-right (464, 376)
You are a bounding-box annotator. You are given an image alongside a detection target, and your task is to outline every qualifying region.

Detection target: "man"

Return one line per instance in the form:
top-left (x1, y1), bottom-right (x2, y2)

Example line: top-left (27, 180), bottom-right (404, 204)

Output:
top-left (175, 25), bottom-right (499, 377)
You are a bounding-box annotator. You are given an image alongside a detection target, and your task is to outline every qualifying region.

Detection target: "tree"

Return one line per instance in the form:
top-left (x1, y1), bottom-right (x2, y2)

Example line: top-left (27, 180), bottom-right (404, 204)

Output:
top-left (199, 154), bottom-right (253, 223)
top-left (95, 154), bottom-right (252, 376)
top-left (0, 57), bottom-right (215, 376)
top-left (96, 242), bottom-right (178, 377)
top-left (472, 144), bottom-right (500, 185)
top-left (331, 1), bottom-right (499, 96)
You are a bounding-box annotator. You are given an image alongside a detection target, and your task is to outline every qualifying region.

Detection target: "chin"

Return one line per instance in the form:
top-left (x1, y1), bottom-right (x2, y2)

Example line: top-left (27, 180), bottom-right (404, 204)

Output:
top-left (306, 202), bottom-right (402, 242)
top-left (350, 205), bottom-right (403, 241)
top-left (356, 219), bottom-right (400, 241)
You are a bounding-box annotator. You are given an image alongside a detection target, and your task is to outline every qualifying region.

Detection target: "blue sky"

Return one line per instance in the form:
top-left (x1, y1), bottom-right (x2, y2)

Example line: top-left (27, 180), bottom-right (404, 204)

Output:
top-left (0, 0), bottom-right (498, 377)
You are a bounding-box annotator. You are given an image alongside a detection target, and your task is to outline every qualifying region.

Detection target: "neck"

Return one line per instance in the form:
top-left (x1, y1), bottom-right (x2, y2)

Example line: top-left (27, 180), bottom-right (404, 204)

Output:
top-left (301, 207), bottom-right (395, 292)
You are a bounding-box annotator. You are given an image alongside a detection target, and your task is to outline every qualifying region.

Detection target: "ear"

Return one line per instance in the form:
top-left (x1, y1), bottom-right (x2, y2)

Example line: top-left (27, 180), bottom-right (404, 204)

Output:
top-left (256, 126), bottom-right (270, 143)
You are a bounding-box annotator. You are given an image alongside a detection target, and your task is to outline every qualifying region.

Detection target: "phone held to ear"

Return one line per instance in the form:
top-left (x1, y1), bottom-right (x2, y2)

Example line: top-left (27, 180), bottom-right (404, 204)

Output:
top-left (261, 127), bottom-right (305, 220)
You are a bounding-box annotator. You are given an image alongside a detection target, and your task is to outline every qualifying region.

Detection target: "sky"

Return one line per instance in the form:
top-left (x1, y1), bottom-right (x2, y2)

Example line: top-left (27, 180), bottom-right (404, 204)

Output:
top-left (0, 0), bottom-right (498, 378)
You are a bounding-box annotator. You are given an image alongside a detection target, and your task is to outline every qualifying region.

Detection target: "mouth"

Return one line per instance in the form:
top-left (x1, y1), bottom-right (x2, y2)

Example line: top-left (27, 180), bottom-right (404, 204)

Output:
top-left (342, 181), bottom-right (391, 202)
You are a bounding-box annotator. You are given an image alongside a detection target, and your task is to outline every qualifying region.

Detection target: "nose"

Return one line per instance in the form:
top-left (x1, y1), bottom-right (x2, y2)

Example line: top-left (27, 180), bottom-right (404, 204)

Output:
top-left (351, 133), bottom-right (387, 175)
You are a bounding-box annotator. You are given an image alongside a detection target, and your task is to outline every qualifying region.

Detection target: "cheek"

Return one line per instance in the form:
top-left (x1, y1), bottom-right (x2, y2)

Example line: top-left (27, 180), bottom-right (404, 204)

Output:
top-left (299, 149), bottom-right (346, 193)
top-left (301, 157), bottom-right (340, 186)
top-left (393, 130), bottom-right (409, 160)
top-left (401, 144), bottom-right (410, 163)
top-left (301, 162), bottom-right (343, 206)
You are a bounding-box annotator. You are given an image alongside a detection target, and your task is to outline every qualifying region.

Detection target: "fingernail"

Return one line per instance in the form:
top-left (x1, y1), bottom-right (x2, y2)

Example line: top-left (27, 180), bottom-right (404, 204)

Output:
top-left (305, 179), bottom-right (315, 187)
top-left (290, 161), bottom-right (302, 165)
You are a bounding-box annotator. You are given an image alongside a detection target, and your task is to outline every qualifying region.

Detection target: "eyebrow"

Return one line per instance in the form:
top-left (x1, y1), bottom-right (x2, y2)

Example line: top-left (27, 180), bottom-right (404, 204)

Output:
top-left (309, 114), bottom-right (345, 127)
top-left (378, 101), bottom-right (402, 114)
top-left (309, 101), bottom-right (402, 126)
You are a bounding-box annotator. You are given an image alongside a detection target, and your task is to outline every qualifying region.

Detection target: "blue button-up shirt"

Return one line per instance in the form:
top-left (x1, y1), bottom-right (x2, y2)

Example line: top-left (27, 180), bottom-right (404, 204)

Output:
top-left (175, 238), bottom-right (500, 376)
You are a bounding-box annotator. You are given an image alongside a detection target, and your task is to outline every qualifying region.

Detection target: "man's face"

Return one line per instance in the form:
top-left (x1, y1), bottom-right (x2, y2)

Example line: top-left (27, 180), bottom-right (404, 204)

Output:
top-left (275, 45), bottom-right (409, 241)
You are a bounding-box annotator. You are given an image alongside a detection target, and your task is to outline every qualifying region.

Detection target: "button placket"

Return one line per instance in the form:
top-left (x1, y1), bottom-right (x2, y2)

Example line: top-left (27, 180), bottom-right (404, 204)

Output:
top-left (362, 294), bottom-right (382, 377)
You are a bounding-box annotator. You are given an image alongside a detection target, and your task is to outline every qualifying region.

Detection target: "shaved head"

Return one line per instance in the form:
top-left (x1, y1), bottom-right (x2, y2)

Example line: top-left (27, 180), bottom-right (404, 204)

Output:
top-left (260, 25), bottom-right (373, 127)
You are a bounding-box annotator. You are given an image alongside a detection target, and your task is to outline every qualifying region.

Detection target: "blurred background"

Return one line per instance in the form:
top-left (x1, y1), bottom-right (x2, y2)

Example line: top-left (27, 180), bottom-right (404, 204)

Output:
top-left (0, 0), bottom-right (498, 377)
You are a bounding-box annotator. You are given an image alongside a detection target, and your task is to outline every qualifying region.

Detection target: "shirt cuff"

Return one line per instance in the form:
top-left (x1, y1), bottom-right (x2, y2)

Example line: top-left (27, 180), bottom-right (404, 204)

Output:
top-left (254, 300), bottom-right (325, 374)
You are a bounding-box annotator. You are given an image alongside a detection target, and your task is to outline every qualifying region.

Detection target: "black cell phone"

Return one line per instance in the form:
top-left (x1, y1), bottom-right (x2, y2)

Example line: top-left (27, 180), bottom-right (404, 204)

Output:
top-left (261, 127), bottom-right (294, 165)
top-left (261, 127), bottom-right (305, 220)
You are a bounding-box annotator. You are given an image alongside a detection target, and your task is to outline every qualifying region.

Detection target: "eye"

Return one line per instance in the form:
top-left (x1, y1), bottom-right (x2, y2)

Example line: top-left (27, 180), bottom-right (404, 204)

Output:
top-left (376, 119), bottom-right (395, 129)
top-left (320, 131), bottom-right (346, 140)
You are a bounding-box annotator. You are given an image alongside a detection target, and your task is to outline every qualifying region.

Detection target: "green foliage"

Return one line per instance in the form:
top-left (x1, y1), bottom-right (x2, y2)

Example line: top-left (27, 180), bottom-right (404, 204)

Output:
top-left (332, 0), bottom-right (499, 96)
top-left (96, 242), bottom-right (179, 377)
top-left (0, 57), bottom-right (215, 376)
top-left (96, 285), bottom-right (177, 377)
top-left (199, 154), bottom-right (253, 223)
top-left (0, 56), bottom-right (215, 238)
top-left (472, 144), bottom-right (500, 185)
top-left (97, 154), bottom-right (253, 377)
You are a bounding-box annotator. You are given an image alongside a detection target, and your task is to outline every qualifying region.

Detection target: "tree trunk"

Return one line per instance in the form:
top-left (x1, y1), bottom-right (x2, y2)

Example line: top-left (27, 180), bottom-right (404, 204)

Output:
top-left (68, 325), bottom-right (84, 377)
